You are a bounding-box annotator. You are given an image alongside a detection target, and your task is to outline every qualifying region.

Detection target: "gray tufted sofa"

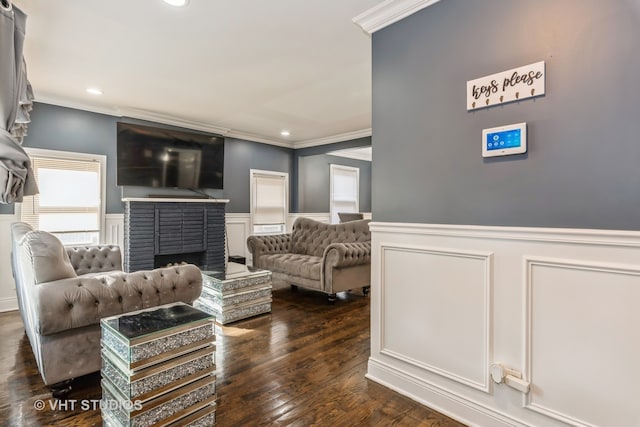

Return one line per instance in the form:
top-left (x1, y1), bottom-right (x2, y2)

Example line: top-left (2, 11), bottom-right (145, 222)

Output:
top-left (10, 222), bottom-right (203, 390)
top-left (247, 217), bottom-right (371, 302)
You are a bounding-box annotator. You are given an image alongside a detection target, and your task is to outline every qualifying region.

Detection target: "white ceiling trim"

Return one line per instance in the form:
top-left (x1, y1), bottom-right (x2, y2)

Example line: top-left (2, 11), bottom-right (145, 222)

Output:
top-left (122, 107), bottom-right (232, 137)
top-left (292, 128), bottom-right (372, 150)
top-left (36, 95), bottom-right (233, 137)
top-left (36, 96), bottom-right (122, 119)
top-left (327, 147), bottom-right (372, 162)
top-left (33, 97), bottom-right (368, 150)
top-left (225, 130), bottom-right (293, 149)
top-left (353, 0), bottom-right (441, 34)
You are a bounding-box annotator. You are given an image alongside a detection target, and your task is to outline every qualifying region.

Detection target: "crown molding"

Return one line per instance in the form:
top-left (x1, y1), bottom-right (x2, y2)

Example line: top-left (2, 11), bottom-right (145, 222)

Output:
top-left (33, 96), bottom-right (369, 149)
top-left (353, 0), bottom-right (442, 35)
top-left (35, 95), bottom-right (122, 118)
top-left (292, 128), bottom-right (372, 149)
top-left (121, 107), bottom-right (232, 136)
top-left (35, 95), bottom-right (233, 136)
top-left (327, 147), bottom-right (372, 162)
top-left (225, 130), bottom-right (293, 148)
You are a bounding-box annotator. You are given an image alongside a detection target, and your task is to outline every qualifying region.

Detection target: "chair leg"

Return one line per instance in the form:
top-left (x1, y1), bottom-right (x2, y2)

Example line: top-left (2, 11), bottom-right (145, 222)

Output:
top-left (363, 286), bottom-right (370, 296)
top-left (50, 379), bottom-right (73, 399)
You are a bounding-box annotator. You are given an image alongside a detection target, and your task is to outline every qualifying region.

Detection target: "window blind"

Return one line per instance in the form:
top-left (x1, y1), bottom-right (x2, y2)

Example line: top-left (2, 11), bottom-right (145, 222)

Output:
top-left (252, 173), bottom-right (286, 225)
top-left (330, 164), bottom-right (359, 224)
top-left (21, 155), bottom-right (101, 236)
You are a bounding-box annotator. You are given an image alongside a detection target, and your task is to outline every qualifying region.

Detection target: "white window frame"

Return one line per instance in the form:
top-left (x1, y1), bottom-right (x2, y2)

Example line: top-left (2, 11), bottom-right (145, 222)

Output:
top-left (250, 169), bottom-right (289, 235)
top-left (330, 164), bottom-right (359, 224)
top-left (18, 148), bottom-right (107, 244)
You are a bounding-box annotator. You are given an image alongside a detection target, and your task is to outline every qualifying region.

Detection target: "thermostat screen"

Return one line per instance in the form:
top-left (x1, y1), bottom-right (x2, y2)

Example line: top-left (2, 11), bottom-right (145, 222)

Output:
top-left (486, 129), bottom-right (522, 151)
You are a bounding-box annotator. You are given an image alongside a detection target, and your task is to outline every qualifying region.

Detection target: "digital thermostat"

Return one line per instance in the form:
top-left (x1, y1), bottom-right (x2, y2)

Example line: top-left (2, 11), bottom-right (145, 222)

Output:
top-left (482, 122), bottom-right (527, 157)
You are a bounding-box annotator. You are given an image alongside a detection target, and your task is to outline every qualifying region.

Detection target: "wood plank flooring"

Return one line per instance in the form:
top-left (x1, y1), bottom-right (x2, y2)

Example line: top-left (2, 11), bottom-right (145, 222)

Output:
top-left (0, 288), bottom-right (466, 427)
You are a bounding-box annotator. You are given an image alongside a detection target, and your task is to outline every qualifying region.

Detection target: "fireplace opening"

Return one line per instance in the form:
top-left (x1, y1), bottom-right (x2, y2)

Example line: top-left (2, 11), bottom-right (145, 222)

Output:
top-left (154, 251), bottom-right (205, 269)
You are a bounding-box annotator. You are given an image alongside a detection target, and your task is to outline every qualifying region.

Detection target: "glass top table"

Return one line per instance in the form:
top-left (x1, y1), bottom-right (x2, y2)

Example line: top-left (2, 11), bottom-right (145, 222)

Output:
top-left (201, 261), bottom-right (270, 282)
top-left (101, 302), bottom-right (213, 342)
top-left (100, 302), bottom-right (215, 369)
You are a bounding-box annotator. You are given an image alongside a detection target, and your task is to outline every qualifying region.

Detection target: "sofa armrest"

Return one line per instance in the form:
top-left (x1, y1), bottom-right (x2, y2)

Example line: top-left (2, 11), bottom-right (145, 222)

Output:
top-left (323, 241), bottom-right (371, 269)
top-left (33, 264), bottom-right (202, 336)
top-left (66, 245), bottom-right (123, 275)
top-left (247, 234), bottom-right (291, 268)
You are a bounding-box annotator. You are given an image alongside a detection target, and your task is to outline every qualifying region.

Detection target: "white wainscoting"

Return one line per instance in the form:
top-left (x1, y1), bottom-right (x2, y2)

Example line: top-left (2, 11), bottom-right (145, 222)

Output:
top-left (226, 213), bottom-right (251, 263)
top-left (524, 257), bottom-right (640, 427)
top-left (379, 244), bottom-right (492, 392)
top-left (368, 222), bottom-right (640, 427)
top-left (105, 213), bottom-right (124, 247)
top-left (0, 212), bottom-right (19, 312)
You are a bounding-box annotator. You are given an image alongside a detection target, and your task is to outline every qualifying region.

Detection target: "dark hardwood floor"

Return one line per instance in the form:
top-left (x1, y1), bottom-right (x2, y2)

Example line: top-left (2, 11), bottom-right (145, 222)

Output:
top-left (0, 288), bottom-right (466, 427)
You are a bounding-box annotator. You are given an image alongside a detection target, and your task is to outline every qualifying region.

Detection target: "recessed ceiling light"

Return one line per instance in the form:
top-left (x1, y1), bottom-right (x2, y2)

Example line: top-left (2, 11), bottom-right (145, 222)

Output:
top-left (163, 0), bottom-right (188, 6)
top-left (86, 87), bottom-right (103, 95)
top-left (280, 130), bottom-right (291, 137)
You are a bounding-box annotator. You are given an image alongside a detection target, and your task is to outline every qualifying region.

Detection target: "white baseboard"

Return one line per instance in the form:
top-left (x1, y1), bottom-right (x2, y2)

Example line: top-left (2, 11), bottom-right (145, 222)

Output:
top-left (0, 296), bottom-right (18, 313)
top-left (367, 358), bottom-right (528, 427)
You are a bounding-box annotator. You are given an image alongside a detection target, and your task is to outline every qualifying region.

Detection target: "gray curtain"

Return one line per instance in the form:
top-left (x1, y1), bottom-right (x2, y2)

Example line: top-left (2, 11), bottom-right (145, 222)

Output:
top-left (0, 1), bottom-right (37, 204)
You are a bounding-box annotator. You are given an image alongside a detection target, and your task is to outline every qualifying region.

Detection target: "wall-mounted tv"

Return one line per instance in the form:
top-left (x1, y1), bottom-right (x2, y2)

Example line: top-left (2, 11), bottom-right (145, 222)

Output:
top-left (116, 122), bottom-right (224, 190)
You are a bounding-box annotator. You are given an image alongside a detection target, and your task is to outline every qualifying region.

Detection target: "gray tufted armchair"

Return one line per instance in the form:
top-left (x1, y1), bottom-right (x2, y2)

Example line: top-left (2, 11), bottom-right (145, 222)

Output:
top-left (10, 222), bottom-right (203, 392)
top-left (247, 217), bottom-right (371, 302)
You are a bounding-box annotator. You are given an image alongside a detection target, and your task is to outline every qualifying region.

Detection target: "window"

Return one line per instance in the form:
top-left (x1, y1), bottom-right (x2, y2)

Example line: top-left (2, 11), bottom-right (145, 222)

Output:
top-left (20, 148), bottom-right (106, 245)
top-left (250, 169), bottom-right (288, 235)
top-left (330, 164), bottom-right (359, 224)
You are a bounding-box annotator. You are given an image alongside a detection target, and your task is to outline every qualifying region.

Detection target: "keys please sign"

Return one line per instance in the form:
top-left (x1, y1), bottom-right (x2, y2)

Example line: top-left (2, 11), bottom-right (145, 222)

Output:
top-left (467, 61), bottom-right (545, 110)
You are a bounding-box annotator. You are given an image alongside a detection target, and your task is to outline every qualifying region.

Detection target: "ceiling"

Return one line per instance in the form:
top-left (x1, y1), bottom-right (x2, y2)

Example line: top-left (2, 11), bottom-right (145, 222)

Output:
top-left (13, 0), bottom-right (380, 148)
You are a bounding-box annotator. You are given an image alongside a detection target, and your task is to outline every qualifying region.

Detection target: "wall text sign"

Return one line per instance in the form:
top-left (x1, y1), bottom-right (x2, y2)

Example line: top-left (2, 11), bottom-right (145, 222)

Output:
top-left (466, 61), bottom-right (545, 111)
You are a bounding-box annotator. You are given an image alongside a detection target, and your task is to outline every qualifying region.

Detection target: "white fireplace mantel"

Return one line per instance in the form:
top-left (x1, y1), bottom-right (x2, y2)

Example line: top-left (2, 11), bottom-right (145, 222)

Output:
top-left (122, 197), bottom-right (229, 204)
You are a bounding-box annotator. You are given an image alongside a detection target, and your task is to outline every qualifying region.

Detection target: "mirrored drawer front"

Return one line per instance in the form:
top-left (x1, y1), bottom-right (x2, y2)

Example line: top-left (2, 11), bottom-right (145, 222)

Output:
top-left (201, 284), bottom-right (272, 307)
top-left (202, 272), bottom-right (271, 292)
top-left (102, 346), bottom-right (215, 402)
top-left (101, 322), bottom-right (215, 370)
top-left (195, 298), bottom-right (272, 325)
top-left (101, 376), bottom-right (216, 427)
top-left (103, 403), bottom-right (215, 427)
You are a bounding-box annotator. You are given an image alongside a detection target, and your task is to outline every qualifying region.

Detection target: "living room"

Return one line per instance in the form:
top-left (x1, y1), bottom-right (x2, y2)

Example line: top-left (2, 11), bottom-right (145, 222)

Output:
top-left (2, 1), bottom-right (640, 426)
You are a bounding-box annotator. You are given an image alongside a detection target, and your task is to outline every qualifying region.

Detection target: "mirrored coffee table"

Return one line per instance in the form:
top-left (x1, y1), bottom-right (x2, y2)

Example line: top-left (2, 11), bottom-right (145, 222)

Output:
top-left (194, 262), bottom-right (272, 324)
top-left (100, 302), bottom-right (216, 427)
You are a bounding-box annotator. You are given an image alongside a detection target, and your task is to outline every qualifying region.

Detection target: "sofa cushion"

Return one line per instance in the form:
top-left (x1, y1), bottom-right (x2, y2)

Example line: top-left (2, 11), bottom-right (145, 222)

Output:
top-left (259, 253), bottom-right (322, 280)
top-left (290, 217), bottom-right (370, 257)
top-left (22, 230), bottom-right (78, 283)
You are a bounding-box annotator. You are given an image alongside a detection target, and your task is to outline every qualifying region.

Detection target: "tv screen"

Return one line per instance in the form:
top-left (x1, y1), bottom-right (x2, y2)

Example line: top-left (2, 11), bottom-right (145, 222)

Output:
top-left (116, 122), bottom-right (224, 190)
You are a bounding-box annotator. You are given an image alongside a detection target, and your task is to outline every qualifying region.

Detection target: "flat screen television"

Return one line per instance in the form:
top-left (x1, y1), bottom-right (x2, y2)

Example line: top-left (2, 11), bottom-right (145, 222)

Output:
top-left (116, 122), bottom-right (224, 190)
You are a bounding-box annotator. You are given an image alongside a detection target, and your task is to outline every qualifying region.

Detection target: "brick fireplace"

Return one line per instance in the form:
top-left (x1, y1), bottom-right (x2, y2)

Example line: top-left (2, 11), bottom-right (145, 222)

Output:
top-left (123, 198), bottom-right (228, 272)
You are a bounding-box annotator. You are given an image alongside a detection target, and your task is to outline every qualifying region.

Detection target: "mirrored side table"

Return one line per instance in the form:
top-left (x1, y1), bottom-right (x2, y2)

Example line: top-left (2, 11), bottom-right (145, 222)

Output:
top-left (194, 262), bottom-right (272, 324)
top-left (100, 302), bottom-right (216, 427)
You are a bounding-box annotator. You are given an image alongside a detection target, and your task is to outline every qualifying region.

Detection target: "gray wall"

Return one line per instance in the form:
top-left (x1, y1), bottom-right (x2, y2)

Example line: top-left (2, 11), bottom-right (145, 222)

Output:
top-left (297, 154), bottom-right (371, 213)
top-left (12, 103), bottom-right (294, 214)
top-left (291, 136), bottom-right (371, 212)
top-left (372, 0), bottom-right (640, 230)
top-left (223, 137), bottom-right (292, 213)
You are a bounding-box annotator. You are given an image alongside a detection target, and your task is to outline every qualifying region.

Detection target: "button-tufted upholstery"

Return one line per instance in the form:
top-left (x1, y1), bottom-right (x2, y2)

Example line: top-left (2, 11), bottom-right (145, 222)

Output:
top-left (10, 222), bottom-right (203, 386)
top-left (247, 217), bottom-right (371, 301)
top-left (66, 245), bottom-right (122, 275)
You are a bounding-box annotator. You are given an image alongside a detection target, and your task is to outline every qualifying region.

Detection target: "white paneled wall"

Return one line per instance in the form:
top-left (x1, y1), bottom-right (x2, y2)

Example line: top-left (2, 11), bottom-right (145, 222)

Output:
top-left (0, 213), bottom-right (19, 312)
top-left (367, 222), bottom-right (640, 427)
top-left (226, 213), bottom-right (251, 263)
top-left (104, 214), bottom-right (124, 247)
